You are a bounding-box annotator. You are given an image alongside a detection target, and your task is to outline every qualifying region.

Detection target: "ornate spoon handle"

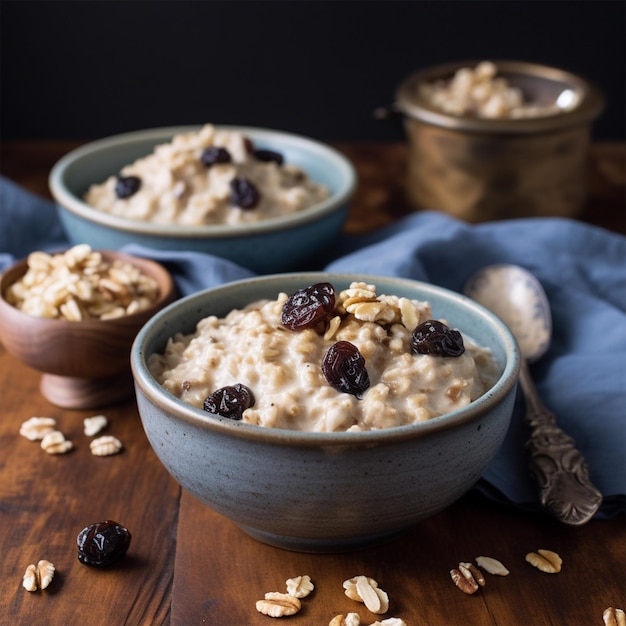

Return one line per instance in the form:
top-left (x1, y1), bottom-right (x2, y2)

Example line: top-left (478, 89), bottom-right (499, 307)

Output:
top-left (519, 360), bottom-right (603, 526)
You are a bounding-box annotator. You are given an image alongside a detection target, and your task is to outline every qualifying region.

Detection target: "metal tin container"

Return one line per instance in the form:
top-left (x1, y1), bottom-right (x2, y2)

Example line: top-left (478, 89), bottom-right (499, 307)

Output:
top-left (395, 61), bottom-right (604, 222)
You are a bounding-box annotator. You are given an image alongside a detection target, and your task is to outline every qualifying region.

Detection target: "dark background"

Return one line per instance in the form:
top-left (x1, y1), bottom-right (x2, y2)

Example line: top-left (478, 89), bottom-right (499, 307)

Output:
top-left (1, 0), bottom-right (624, 142)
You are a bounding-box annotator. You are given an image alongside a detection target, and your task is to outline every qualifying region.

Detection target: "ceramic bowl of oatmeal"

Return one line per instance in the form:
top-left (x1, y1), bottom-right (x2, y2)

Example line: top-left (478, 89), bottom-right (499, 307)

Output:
top-left (393, 60), bottom-right (604, 222)
top-left (49, 125), bottom-right (356, 273)
top-left (0, 245), bottom-right (176, 409)
top-left (131, 273), bottom-right (520, 552)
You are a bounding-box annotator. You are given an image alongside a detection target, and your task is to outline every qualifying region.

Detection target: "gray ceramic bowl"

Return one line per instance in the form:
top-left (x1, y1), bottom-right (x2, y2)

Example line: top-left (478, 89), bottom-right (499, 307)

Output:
top-left (131, 273), bottom-right (520, 552)
top-left (49, 126), bottom-right (356, 273)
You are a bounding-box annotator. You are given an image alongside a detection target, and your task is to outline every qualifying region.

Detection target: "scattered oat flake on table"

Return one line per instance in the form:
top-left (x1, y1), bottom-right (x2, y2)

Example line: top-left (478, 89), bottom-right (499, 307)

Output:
top-left (344, 575), bottom-right (389, 614)
top-left (475, 555), bottom-right (509, 576)
top-left (256, 591), bottom-right (301, 617)
top-left (286, 574), bottom-right (314, 598)
top-left (343, 575), bottom-right (379, 602)
top-left (603, 607), bottom-right (626, 626)
top-left (41, 430), bottom-right (73, 454)
top-left (20, 416), bottom-right (57, 441)
top-left (525, 549), bottom-right (562, 573)
top-left (22, 560), bottom-right (55, 591)
top-left (329, 613), bottom-right (361, 626)
top-left (90, 435), bottom-right (123, 456)
top-left (84, 414), bottom-right (108, 436)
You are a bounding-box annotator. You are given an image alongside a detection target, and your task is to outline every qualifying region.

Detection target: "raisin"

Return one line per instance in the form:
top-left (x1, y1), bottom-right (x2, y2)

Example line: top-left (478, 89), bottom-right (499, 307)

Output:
top-left (230, 177), bottom-right (260, 209)
top-left (200, 146), bottom-right (232, 167)
top-left (322, 341), bottom-right (370, 398)
top-left (243, 137), bottom-right (255, 153)
top-left (281, 282), bottom-right (336, 331)
top-left (203, 383), bottom-right (255, 420)
top-left (115, 175), bottom-right (141, 199)
top-left (410, 320), bottom-right (465, 357)
top-left (77, 520), bottom-right (131, 568)
top-left (253, 149), bottom-right (284, 166)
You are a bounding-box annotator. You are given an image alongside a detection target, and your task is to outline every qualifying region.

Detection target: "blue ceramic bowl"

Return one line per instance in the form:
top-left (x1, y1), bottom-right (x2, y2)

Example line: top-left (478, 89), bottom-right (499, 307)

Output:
top-left (49, 126), bottom-right (356, 273)
top-left (131, 273), bottom-right (520, 552)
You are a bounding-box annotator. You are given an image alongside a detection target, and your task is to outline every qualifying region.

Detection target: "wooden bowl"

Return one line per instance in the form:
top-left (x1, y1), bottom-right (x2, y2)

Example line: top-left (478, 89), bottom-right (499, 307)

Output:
top-left (0, 251), bottom-right (176, 409)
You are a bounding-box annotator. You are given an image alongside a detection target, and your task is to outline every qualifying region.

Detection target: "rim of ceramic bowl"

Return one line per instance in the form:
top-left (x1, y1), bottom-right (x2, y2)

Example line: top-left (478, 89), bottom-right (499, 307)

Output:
top-left (131, 273), bottom-right (521, 448)
top-left (395, 59), bottom-right (605, 134)
top-left (0, 250), bottom-right (176, 328)
top-left (49, 125), bottom-right (357, 239)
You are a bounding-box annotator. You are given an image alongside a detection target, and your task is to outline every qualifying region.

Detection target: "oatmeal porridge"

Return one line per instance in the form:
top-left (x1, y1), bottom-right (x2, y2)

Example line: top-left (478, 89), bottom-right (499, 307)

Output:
top-left (148, 281), bottom-right (500, 432)
top-left (84, 124), bottom-right (330, 226)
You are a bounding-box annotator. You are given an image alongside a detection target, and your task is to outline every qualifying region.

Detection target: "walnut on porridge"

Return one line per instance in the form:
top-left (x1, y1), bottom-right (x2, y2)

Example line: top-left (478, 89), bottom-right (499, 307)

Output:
top-left (148, 282), bottom-right (499, 432)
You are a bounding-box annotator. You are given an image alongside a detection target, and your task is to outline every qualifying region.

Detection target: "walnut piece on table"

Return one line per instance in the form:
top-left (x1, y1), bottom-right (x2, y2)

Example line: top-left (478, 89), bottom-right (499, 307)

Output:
top-left (23, 560), bottom-right (55, 591)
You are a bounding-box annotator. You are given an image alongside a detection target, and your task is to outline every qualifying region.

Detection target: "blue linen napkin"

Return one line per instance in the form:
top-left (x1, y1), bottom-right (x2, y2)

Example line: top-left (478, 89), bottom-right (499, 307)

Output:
top-left (1, 175), bottom-right (624, 519)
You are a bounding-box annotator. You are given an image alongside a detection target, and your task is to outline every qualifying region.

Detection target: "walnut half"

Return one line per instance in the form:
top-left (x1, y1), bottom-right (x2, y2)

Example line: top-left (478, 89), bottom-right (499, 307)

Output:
top-left (603, 607), bottom-right (626, 626)
top-left (525, 549), bottom-right (562, 574)
top-left (450, 560), bottom-right (488, 594)
top-left (329, 613), bottom-right (361, 626)
top-left (90, 435), bottom-right (123, 457)
top-left (41, 431), bottom-right (73, 455)
top-left (83, 414), bottom-right (108, 437)
top-left (256, 592), bottom-right (301, 617)
top-left (369, 619), bottom-right (408, 626)
top-left (343, 575), bottom-right (389, 614)
top-left (459, 562), bottom-right (486, 587)
top-left (23, 560), bottom-right (55, 591)
top-left (20, 416), bottom-right (57, 441)
top-left (475, 555), bottom-right (509, 576)
top-left (286, 574), bottom-right (314, 598)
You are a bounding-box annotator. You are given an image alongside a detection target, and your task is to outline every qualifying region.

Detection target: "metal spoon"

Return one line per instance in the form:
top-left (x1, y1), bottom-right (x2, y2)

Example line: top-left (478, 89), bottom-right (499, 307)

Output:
top-left (464, 264), bottom-right (602, 525)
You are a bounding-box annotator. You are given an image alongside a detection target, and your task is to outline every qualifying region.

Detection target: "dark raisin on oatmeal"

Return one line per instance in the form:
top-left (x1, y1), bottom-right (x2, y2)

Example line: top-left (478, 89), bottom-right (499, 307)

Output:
top-left (322, 340), bottom-right (370, 398)
top-left (200, 146), bottom-right (232, 167)
top-left (253, 149), bottom-right (284, 166)
top-left (230, 177), bottom-right (260, 209)
top-left (203, 383), bottom-right (255, 420)
top-left (411, 320), bottom-right (465, 357)
top-left (281, 282), bottom-right (336, 331)
top-left (115, 175), bottom-right (141, 199)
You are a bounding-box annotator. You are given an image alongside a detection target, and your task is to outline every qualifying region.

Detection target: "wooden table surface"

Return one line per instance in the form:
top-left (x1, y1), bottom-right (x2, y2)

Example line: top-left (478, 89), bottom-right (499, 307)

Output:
top-left (1, 140), bottom-right (624, 625)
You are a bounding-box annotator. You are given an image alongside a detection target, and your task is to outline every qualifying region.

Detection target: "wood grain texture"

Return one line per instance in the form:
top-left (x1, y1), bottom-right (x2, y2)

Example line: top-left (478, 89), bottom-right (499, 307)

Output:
top-left (171, 490), bottom-right (625, 625)
top-left (0, 140), bottom-right (624, 625)
top-left (0, 347), bottom-right (178, 626)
